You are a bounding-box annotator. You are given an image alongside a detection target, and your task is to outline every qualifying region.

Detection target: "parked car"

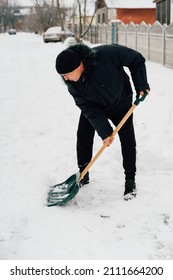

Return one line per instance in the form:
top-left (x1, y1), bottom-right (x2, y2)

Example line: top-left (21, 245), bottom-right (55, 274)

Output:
top-left (8, 28), bottom-right (16, 35)
top-left (43, 26), bottom-right (74, 43)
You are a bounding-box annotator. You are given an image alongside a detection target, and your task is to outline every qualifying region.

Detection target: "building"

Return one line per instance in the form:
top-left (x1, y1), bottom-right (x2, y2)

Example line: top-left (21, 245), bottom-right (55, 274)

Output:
top-left (96, 0), bottom-right (156, 24)
top-left (154, 0), bottom-right (173, 24)
top-left (72, 0), bottom-right (96, 25)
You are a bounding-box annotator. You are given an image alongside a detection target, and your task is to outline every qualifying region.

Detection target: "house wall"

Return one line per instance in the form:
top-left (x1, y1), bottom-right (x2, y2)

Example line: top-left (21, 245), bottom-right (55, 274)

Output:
top-left (96, 7), bottom-right (108, 24)
top-left (116, 8), bottom-right (156, 24)
top-left (73, 15), bottom-right (96, 26)
top-left (96, 7), bottom-right (156, 25)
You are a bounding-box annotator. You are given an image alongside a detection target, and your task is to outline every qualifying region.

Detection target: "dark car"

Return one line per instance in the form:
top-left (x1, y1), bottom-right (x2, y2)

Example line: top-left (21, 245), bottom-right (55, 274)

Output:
top-left (8, 28), bottom-right (17, 35)
top-left (43, 26), bottom-right (74, 43)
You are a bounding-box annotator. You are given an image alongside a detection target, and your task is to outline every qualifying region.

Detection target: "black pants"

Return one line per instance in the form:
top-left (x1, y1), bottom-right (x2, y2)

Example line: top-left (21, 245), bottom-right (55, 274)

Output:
top-left (76, 107), bottom-right (136, 180)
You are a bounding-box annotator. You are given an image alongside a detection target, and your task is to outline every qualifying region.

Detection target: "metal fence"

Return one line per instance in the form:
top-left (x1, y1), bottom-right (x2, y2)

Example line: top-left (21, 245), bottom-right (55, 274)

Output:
top-left (75, 21), bottom-right (173, 69)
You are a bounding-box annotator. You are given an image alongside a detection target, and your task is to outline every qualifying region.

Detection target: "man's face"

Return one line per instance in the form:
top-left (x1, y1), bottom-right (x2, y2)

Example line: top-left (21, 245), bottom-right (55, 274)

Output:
top-left (61, 62), bottom-right (84, 82)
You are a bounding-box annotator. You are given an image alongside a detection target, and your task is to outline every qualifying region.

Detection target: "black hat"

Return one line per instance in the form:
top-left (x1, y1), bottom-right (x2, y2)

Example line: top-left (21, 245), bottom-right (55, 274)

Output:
top-left (55, 49), bottom-right (81, 74)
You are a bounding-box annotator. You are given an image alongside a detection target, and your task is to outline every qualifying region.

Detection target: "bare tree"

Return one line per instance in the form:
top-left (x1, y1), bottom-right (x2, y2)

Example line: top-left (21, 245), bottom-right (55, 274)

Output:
top-left (75, 0), bottom-right (99, 38)
top-left (81, 0), bottom-right (98, 37)
top-left (83, 0), bottom-right (87, 24)
top-left (76, 0), bottom-right (82, 36)
top-left (0, 0), bottom-right (19, 32)
top-left (33, 0), bottom-right (58, 32)
top-left (56, 0), bottom-right (64, 30)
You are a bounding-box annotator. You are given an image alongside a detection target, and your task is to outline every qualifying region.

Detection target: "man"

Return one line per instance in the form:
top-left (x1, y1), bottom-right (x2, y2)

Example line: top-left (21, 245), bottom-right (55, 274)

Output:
top-left (55, 43), bottom-right (150, 200)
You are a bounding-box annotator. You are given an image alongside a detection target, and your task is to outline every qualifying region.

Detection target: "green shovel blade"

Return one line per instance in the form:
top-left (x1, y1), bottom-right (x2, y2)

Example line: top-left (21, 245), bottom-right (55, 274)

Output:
top-left (47, 172), bottom-right (80, 206)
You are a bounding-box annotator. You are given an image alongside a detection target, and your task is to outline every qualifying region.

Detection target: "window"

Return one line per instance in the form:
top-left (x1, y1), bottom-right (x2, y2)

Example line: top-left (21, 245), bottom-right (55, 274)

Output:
top-left (167, 0), bottom-right (171, 24)
top-left (157, 2), bottom-right (161, 22)
top-left (162, 0), bottom-right (166, 23)
top-left (102, 13), bottom-right (105, 23)
top-left (156, 0), bottom-right (171, 24)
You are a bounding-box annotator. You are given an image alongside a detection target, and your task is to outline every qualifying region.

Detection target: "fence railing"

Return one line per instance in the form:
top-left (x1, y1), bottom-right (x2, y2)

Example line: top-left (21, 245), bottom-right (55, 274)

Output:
top-left (74, 21), bottom-right (173, 69)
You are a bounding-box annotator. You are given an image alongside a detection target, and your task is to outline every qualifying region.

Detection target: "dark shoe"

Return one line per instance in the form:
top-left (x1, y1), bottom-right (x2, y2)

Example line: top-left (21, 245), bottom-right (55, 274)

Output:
top-left (124, 179), bottom-right (137, 200)
top-left (79, 163), bottom-right (90, 187)
top-left (79, 172), bottom-right (89, 187)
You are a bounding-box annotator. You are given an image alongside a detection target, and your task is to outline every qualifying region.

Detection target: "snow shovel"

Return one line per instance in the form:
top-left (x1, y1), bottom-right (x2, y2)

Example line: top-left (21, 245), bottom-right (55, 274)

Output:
top-left (47, 92), bottom-right (148, 207)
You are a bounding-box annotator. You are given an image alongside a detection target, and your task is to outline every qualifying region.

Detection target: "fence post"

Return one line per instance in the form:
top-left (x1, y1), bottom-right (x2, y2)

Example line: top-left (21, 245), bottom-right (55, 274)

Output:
top-left (147, 24), bottom-right (151, 61)
top-left (95, 25), bottom-right (97, 44)
top-left (111, 19), bottom-right (121, 44)
top-left (125, 24), bottom-right (127, 46)
top-left (162, 24), bottom-right (166, 66)
top-left (135, 24), bottom-right (138, 50)
top-left (105, 25), bottom-right (108, 44)
top-left (112, 21), bottom-right (116, 43)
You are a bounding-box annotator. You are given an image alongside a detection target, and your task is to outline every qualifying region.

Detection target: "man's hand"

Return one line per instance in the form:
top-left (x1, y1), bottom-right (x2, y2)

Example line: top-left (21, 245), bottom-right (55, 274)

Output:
top-left (139, 89), bottom-right (150, 96)
top-left (103, 136), bottom-right (114, 147)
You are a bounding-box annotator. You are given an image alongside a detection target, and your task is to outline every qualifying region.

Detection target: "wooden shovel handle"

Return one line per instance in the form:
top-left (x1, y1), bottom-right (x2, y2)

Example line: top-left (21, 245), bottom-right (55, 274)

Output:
top-left (80, 93), bottom-right (148, 181)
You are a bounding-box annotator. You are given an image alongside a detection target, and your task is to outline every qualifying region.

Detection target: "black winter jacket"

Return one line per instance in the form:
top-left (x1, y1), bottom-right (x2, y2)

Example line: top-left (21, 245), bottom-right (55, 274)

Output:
top-left (63, 44), bottom-right (150, 140)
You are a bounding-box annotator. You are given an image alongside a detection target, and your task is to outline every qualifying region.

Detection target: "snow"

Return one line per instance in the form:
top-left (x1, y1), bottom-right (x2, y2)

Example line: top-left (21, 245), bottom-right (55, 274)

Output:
top-left (10, 0), bottom-right (34, 6)
top-left (12, 0), bottom-right (156, 9)
top-left (0, 32), bottom-right (173, 263)
top-left (15, 0), bottom-right (74, 7)
top-left (105, 0), bottom-right (156, 9)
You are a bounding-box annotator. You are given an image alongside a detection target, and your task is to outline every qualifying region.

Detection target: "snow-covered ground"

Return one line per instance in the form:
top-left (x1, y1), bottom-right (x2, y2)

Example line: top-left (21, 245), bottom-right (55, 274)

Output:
top-left (0, 32), bottom-right (173, 261)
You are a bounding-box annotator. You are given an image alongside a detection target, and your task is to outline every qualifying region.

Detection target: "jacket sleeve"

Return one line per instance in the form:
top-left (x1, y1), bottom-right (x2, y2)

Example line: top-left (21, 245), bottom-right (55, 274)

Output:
top-left (68, 86), bottom-right (113, 140)
top-left (111, 44), bottom-right (150, 93)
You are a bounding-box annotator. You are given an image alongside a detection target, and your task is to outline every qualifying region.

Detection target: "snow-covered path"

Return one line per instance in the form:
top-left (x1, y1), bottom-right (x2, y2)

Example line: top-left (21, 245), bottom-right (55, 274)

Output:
top-left (0, 33), bottom-right (173, 260)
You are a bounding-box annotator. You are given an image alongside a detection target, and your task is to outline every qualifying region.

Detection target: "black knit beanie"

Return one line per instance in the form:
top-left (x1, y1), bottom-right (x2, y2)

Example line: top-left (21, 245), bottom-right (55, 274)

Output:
top-left (55, 49), bottom-right (81, 74)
